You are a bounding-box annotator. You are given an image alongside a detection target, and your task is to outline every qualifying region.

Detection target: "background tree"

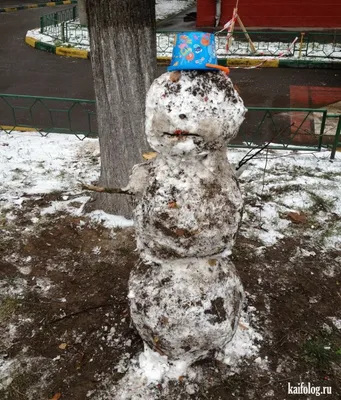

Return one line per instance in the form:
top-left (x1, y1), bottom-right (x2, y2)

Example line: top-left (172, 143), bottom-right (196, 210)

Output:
top-left (78, 0), bottom-right (87, 26)
top-left (86, 0), bottom-right (156, 216)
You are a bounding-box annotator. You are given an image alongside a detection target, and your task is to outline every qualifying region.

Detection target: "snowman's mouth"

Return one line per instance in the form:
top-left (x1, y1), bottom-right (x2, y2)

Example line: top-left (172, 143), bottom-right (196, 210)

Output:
top-left (163, 131), bottom-right (200, 138)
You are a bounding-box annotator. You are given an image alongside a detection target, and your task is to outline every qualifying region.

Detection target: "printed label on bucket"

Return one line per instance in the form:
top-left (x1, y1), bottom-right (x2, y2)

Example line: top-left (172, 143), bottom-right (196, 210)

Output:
top-left (168, 32), bottom-right (218, 71)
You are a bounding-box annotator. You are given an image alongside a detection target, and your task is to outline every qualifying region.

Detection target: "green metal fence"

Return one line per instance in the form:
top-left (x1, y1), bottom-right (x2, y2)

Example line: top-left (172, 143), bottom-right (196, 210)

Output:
top-left (39, 7), bottom-right (341, 60)
top-left (0, 94), bottom-right (96, 140)
top-left (40, 6), bottom-right (80, 45)
top-left (0, 94), bottom-right (340, 158)
top-left (327, 114), bottom-right (341, 159)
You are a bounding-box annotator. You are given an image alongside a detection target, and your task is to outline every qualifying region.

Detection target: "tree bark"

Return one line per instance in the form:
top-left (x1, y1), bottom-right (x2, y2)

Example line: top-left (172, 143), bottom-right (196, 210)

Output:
top-left (85, 0), bottom-right (156, 217)
top-left (78, 0), bottom-right (87, 26)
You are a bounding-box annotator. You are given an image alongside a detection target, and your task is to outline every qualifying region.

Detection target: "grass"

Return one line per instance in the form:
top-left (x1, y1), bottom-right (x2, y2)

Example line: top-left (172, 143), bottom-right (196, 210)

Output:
top-left (302, 333), bottom-right (341, 371)
top-left (0, 297), bottom-right (19, 322)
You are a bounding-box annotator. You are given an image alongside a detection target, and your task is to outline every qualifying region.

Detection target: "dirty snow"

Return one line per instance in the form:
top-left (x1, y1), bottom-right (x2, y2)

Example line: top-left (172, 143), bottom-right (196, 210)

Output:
top-left (94, 307), bottom-right (264, 400)
top-left (0, 131), bottom-right (132, 228)
top-left (1, 130), bottom-right (341, 398)
top-left (156, 0), bottom-right (195, 21)
top-left (1, 131), bottom-right (341, 242)
top-left (1, 130), bottom-right (340, 249)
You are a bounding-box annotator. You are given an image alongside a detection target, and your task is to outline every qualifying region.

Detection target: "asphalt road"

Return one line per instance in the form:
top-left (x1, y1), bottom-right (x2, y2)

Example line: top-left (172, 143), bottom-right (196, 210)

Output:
top-left (0, 5), bottom-right (95, 99)
top-left (1, 0), bottom-right (52, 6)
top-left (0, 5), bottom-right (340, 107)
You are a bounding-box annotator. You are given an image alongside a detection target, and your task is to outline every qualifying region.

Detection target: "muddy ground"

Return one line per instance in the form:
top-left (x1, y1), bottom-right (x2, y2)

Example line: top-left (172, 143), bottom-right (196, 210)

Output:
top-left (0, 182), bottom-right (340, 399)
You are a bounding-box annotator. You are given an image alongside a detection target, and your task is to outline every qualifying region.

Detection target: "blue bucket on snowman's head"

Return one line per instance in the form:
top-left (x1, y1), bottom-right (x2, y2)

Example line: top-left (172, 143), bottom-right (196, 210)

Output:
top-left (167, 31), bottom-right (218, 71)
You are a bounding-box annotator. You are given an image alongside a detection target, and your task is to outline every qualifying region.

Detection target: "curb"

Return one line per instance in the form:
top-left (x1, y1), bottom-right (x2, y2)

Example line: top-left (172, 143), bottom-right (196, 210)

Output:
top-left (160, 57), bottom-right (341, 69)
top-left (0, 125), bottom-right (38, 132)
top-left (26, 36), bottom-right (89, 59)
top-left (0, 1), bottom-right (77, 13)
top-left (25, 35), bottom-right (341, 69)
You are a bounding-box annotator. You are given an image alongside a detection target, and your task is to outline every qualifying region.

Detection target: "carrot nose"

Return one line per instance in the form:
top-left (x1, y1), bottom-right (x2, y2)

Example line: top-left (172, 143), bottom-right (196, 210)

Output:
top-left (205, 63), bottom-right (230, 75)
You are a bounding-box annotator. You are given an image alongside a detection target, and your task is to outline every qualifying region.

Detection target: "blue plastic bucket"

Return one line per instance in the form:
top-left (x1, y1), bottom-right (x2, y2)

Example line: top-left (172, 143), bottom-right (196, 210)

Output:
top-left (167, 31), bottom-right (218, 71)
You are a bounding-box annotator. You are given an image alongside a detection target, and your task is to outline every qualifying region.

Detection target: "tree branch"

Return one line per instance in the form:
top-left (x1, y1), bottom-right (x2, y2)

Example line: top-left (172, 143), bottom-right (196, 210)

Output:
top-left (80, 182), bottom-right (135, 196)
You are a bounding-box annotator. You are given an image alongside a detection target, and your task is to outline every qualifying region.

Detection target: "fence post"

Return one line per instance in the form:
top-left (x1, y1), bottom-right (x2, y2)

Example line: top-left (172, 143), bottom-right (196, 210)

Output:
top-left (318, 110), bottom-right (327, 150)
top-left (72, 5), bottom-right (77, 21)
top-left (330, 116), bottom-right (341, 160)
top-left (298, 32), bottom-right (305, 58)
top-left (61, 22), bottom-right (65, 43)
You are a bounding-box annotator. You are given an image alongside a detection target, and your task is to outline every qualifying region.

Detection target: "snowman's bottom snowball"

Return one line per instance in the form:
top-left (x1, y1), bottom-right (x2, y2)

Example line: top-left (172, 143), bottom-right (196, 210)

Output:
top-left (128, 257), bottom-right (244, 363)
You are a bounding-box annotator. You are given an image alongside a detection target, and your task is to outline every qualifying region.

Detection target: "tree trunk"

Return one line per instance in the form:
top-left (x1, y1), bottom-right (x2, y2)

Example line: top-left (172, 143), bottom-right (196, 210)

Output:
top-left (85, 0), bottom-right (156, 217)
top-left (78, 0), bottom-right (87, 26)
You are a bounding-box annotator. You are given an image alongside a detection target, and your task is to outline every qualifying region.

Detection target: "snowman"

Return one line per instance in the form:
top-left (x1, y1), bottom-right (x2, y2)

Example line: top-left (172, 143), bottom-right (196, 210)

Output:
top-left (124, 32), bottom-right (247, 365)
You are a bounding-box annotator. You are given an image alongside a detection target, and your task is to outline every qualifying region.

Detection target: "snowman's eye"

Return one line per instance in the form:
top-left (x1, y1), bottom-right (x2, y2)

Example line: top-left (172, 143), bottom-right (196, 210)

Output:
top-left (179, 114), bottom-right (187, 120)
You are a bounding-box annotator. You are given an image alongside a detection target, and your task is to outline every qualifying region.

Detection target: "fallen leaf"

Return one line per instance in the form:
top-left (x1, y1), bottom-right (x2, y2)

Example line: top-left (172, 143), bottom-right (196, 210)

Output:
top-left (178, 375), bottom-right (185, 383)
top-left (238, 322), bottom-right (249, 330)
top-left (286, 211), bottom-right (307, 224)
top-left (208, 259), bottom-right (217, 266)
top-left (160, 316), bottom-right (169, 325)
top-left (153, 336), bottom-right (160, 343)
top-left (169, 71), bottom-right (181, 82)
top-left (50, 393), bottom-right (62, 400)
top-left (142, 151), bottom-right (157, 160)
top-left (58, 343), bottom-right (67, 350)
top-left (168, 201), bottom-right (178, 209)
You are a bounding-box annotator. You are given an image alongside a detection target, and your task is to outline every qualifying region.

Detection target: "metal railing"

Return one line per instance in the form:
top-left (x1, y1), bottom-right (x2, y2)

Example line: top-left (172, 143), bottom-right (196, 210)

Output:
top-left (39, 7), bottom-right (341, 59)
top-left (0, 94), bottom-right (340, 158)
top-left (40, 6), bottom-right (79, 44)
top-left (0, 94), bottom-right (97, 140)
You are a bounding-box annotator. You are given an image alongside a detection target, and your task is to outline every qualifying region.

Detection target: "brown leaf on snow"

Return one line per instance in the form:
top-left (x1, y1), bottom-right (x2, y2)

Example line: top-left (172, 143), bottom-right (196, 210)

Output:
top-left (142, 151), bottom-right (157, 160)
top-left (50, 393), bottom-right (62, 400)
top-left (168, 201), bottom-right (178, 209)
top-left (169, 71), bottom-right (181, 82)
top-left (58, 343), bottom-right (67, 350)
top-left (286, 211), bottom-right (307, 224)
top-left (208, 259), bottom-right (217, 266)
top-left (160, 316), bottom-right (169, 325)
top-left (175, 228), bottom-right (186, 236)
top-left (238, 322), bottom-right (249, 330)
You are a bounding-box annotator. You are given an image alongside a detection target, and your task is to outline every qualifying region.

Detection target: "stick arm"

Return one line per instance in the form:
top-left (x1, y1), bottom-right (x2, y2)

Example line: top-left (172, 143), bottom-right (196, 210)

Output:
top-left (80, 182), bottom-right (134, 195)
top-left (80, 162), bottom-right (150, 196)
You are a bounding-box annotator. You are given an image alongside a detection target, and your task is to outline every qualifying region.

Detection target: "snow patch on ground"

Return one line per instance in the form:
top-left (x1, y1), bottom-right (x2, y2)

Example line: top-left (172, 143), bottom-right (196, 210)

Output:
top-left (220, 309), bottom-right (264, 370)
top-left (88, 210), bottom-right (134, 229)
top-left (329, 317), bottom-right (341, 331)
top-left (156, 0), bottom-right (195, 21)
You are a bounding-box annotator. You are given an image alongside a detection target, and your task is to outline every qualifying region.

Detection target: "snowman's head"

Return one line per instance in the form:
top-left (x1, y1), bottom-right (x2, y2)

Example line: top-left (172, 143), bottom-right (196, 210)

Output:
top-left (145, 71), bottom-right (246, 156)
